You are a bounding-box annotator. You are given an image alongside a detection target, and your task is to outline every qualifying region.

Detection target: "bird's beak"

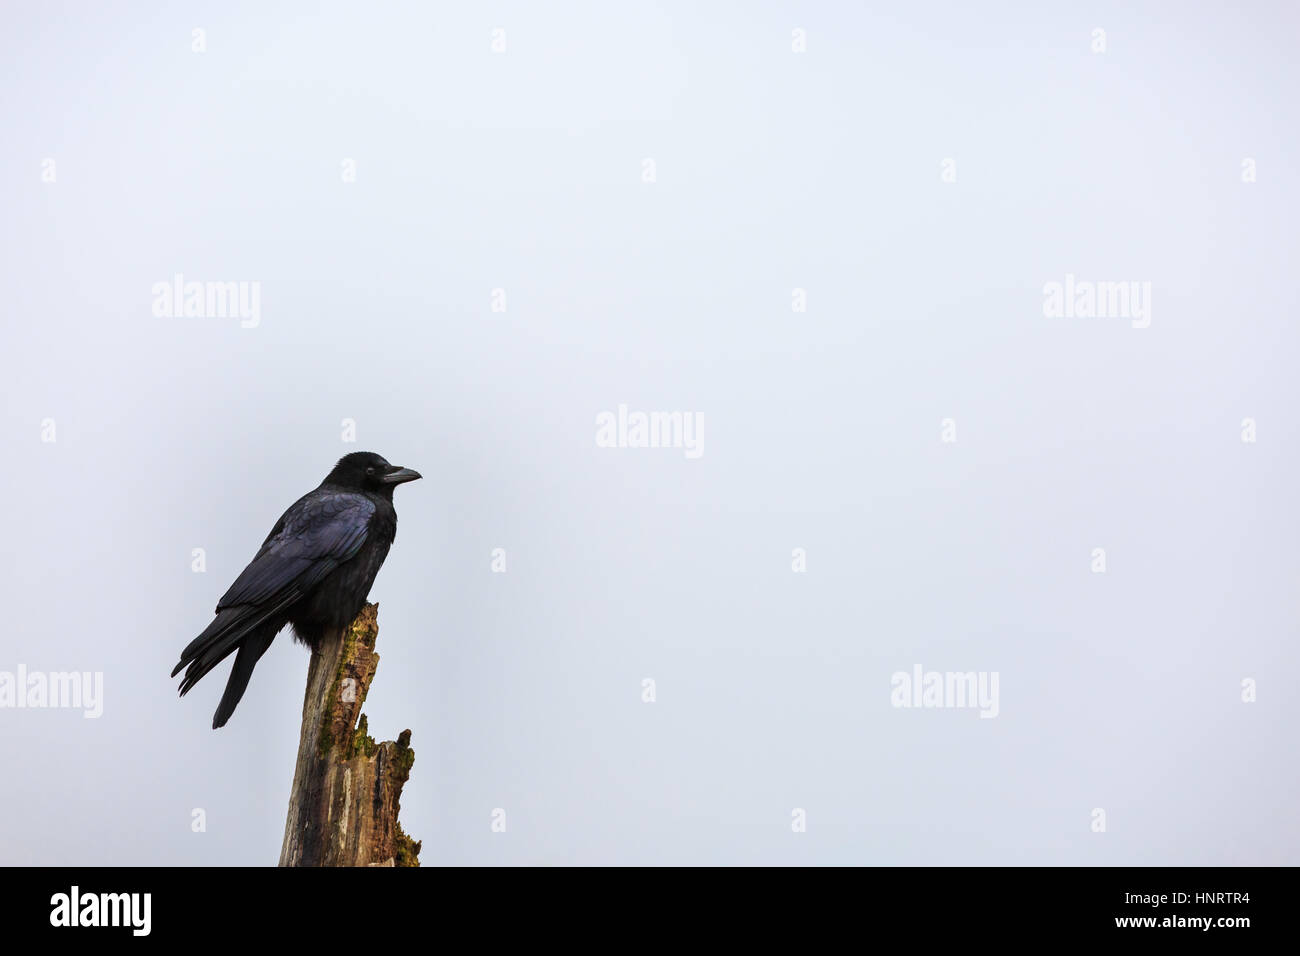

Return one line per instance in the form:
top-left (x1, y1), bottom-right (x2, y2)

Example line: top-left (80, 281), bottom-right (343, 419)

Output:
top-left (380, 466), bottom-right (422, 486)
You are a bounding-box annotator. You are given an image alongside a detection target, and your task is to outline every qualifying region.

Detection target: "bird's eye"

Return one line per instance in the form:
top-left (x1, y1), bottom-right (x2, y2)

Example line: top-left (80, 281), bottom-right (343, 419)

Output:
top-left (366, 467), bottom-right (375, 476)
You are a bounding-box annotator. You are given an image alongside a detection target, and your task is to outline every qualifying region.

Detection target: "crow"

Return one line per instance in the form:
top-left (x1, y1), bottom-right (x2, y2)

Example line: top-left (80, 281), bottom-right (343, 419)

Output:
top-left (171, 451), bottom-right (421, 728)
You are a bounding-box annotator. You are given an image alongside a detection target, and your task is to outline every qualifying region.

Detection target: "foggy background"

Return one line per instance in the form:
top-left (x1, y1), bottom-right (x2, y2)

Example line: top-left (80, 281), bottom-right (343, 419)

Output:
top-left (2, 0), bottom-right (1297, 865)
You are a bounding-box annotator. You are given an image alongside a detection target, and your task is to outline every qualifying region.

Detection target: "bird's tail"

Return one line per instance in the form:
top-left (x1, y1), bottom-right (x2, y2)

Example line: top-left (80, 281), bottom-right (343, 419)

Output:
top-left (172, 598), bottom-right (294, 728)
top-left (211, 631), bottom-right (276, 729)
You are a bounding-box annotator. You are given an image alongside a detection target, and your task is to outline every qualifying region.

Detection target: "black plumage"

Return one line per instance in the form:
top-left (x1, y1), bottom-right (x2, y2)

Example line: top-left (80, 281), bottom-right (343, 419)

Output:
top-left (171, 451), bottom-right (421, 728)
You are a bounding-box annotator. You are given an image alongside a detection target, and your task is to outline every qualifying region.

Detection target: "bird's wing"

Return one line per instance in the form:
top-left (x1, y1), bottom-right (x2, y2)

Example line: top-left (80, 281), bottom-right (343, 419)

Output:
top-left (216, 491), bottom-right (376, 610)
top-left (171, 491), bottom-right (377, 685)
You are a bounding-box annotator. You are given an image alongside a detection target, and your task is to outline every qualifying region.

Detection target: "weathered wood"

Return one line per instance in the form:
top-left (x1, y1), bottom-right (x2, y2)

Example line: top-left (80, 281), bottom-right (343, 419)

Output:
top-left (278, 603), bottom-right (420, 866)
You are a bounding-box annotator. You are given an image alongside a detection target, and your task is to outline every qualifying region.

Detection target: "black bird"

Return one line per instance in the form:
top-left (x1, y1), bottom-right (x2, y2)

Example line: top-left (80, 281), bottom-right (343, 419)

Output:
top-left (172, 451), bottom-right (421, 728)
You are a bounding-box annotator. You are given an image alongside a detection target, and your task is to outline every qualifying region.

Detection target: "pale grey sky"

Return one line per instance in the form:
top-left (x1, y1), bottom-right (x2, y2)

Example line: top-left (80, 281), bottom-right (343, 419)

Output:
top-left (1, 0), bottom-right (1297, 865)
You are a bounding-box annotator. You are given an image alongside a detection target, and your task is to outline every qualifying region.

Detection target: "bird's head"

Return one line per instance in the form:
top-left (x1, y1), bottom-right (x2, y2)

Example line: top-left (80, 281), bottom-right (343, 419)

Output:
top-left (323, 451), bottom-right (422, 496)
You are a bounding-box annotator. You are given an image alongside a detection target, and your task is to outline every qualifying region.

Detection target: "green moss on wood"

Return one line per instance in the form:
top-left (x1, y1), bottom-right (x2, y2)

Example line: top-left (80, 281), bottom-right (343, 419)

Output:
top-left (392, 730), bottom-right (419, 865)
top-left (317, 603), bottom-right (379, 759)
top-left (393, 729), bottom-right (416, 782)
top-left (395, 821), bottom-right (422, 867)
top-left (350, 713), bottom-right (378, 759)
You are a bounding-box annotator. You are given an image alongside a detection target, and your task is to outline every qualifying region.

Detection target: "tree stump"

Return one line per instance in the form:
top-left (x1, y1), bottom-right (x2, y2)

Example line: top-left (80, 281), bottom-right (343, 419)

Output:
top-left (278, 603), bottom-right (421, 866)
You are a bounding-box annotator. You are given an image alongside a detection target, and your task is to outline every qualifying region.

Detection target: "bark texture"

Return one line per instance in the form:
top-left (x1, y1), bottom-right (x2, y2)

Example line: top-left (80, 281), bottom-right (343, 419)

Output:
top-left (278, 603), bottom-right (420, 866)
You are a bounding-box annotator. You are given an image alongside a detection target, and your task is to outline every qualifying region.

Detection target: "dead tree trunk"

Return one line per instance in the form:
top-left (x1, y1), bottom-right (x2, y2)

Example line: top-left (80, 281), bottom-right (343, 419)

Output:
top-left (278, 602), bottom-right (421, 866)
